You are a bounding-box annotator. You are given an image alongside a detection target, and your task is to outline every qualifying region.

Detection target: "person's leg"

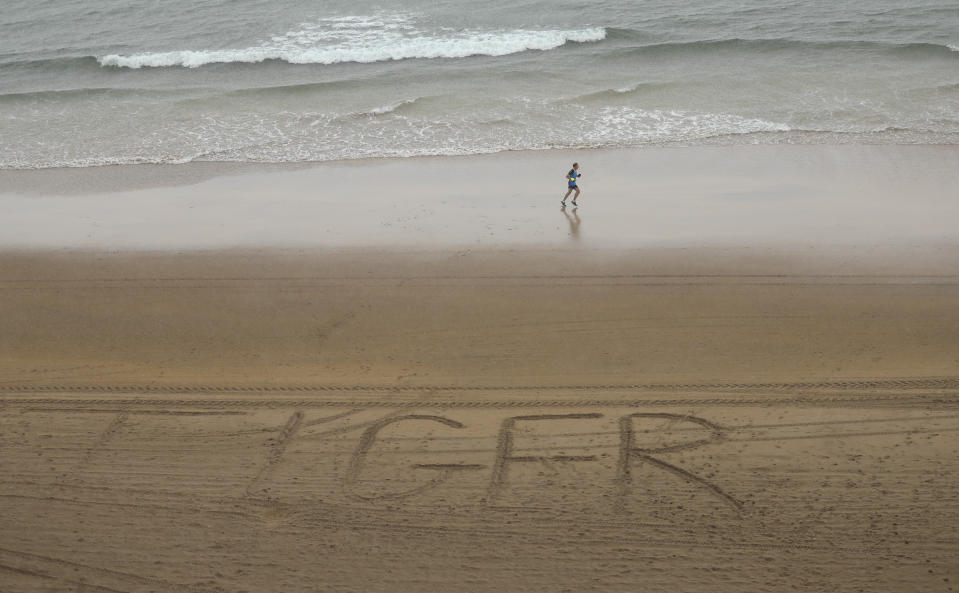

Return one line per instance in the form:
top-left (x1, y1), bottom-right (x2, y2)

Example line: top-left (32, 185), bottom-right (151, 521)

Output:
top-left (572, 187), bottom-right (580, 205)
top-left (563, 187), bottom-right (573, 204)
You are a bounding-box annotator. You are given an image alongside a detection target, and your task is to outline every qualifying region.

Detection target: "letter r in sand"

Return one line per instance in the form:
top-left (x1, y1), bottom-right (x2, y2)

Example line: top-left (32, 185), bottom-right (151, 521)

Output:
top-left (616, 413), bottom-right (742, 512)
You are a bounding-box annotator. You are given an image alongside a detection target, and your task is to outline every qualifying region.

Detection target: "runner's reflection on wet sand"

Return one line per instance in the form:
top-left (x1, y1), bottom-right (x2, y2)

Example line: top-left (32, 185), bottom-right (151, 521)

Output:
top-left (561, 205), bottom-right (581, 241)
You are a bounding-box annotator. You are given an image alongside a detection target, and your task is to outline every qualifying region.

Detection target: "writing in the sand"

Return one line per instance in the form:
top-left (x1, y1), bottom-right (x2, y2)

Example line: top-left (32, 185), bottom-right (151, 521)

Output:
top-left (336, 412), bottom-right (743, 511)
top-left (59, 406), bottom-right (743, 511)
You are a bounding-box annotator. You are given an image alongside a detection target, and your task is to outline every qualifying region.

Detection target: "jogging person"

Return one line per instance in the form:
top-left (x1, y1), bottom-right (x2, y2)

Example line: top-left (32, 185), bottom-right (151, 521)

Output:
top-left (562, 162), bottom-right (581, 207)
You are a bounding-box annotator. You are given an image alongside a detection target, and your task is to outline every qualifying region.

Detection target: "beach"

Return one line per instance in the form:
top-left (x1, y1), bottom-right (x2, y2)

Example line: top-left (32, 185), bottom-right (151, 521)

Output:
top-left (5, 0), bottom-right (959, 588)
top-left (2, 145), bottom-right (959, 592)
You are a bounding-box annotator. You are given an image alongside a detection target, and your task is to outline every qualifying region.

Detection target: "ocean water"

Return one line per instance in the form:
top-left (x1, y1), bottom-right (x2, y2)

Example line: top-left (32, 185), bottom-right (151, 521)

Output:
top-left (1, 0), bottom-right (957, 169)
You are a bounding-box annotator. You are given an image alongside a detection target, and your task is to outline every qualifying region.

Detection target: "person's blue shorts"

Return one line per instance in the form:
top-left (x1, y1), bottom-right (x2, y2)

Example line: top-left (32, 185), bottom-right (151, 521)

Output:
top-left (568, 183), bottom-right (578, 189)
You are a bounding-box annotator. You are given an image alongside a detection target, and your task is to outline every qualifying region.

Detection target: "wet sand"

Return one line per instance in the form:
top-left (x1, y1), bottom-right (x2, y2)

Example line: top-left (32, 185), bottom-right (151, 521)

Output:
top-left (2, 144), bottom-right (957, 250)
top-left (2, 145), bottom-right (959, 592)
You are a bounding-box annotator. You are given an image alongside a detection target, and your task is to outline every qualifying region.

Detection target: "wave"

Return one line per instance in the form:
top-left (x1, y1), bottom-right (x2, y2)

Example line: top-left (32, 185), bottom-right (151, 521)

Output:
top-left (896, 41), bottom-right (959, 56)
top-left (569, 81), bottom-right (674, 103)
top-left (97, 26), bottom-right (607, 69)
top-left (8, 33), bottom-right (952, 76)
top-left (366, 98), bottom-right (419, 116)
top-left (0, 86), bottom-right (127, 102)
top-left (319, 97), bottom-right (425, 123)
top-left (223, 78), bottom-right (368, 99)
top-left (0, 85), bottom-right (207, 103)
top-left (0, 104), bottom-right (798, 169)
top-left (0, 55), bottom-right (104, 74)
top-left (604, 36), bottom-right (959, 58)
top-left (6, 127), bottom-right (959, 170)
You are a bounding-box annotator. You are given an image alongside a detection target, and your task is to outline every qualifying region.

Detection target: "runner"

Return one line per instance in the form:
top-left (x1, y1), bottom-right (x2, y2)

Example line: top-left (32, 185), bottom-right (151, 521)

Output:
top-left (562, 162), bottom-right (581, 207)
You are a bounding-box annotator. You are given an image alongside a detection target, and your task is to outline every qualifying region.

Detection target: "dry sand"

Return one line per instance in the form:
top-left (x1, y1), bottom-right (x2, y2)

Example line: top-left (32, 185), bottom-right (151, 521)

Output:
top-left (2, 146), bottom-right (959, 592)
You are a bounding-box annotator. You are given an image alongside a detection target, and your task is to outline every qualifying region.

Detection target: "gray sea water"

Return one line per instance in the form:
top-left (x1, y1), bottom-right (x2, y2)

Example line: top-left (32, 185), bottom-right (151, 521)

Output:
top-left (2, 0), bottom-right (957, 169)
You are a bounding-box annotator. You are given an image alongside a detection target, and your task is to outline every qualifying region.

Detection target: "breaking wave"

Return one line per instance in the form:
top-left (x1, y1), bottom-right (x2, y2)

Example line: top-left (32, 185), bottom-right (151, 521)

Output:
top-left (97, 16), bottom-right (606, 69)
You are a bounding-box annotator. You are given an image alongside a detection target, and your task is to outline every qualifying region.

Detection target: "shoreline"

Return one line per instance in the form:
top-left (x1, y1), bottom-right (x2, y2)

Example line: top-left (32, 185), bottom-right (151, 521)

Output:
top-left (5, 129), bottom-right (959, 175)
top-left (2, 141), bottom-right (959, 195)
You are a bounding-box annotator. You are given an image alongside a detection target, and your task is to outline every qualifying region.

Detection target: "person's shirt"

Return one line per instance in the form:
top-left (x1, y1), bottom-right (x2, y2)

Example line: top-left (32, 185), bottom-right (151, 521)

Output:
top-left (567, 169), bottom-right (579, 183)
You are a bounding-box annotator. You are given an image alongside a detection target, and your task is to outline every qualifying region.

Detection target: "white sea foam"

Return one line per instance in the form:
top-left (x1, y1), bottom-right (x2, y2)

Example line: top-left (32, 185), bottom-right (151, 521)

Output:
top-left (98, 14), bottom-right (606, 68)
top-left (588, 108), bottom-right (792, 144)
top-left (9, 84), bottom-right (955, 170)
top-left (367, 98), bottom-right (418, 116)
top-left (0, 101), bottom-right (819, 169)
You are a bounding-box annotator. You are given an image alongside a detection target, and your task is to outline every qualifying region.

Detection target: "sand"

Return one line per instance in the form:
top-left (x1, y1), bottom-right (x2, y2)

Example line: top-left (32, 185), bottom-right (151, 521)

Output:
top-left (2, 145), bottom-right (959, 592)
top-left (2, 144), bottom-right (958, 250)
